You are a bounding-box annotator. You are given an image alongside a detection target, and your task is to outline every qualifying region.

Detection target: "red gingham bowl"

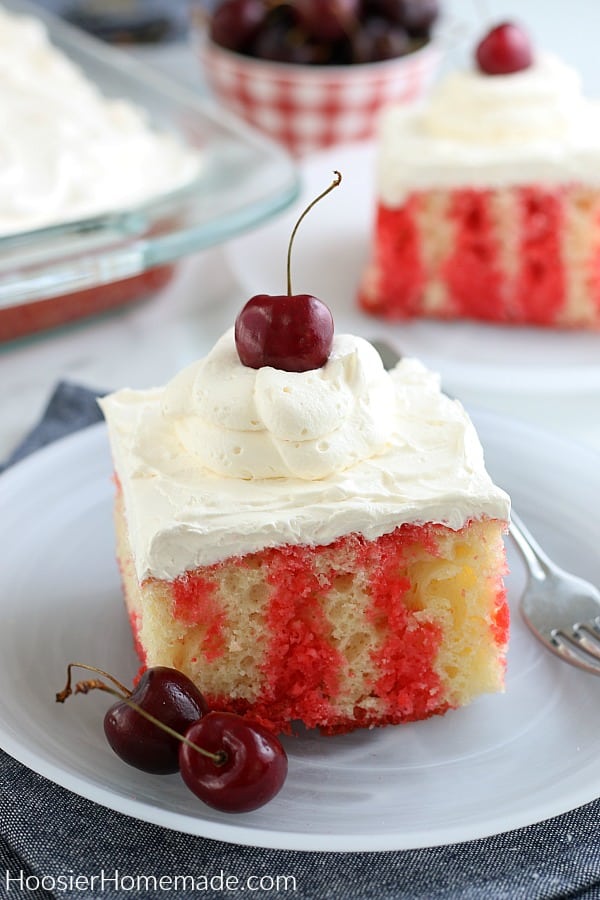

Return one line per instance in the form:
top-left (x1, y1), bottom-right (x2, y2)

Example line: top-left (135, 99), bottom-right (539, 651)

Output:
top-left (197, 35), bottom-right (442, 157)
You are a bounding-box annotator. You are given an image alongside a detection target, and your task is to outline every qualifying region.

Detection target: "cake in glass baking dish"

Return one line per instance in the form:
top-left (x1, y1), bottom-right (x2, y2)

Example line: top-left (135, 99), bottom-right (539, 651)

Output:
top-left (359, 22), bottom-right (600, 329)
top-left (100, 175), bottom-right (510, 736)
top-left (0, 2), bottom-right (203, 342)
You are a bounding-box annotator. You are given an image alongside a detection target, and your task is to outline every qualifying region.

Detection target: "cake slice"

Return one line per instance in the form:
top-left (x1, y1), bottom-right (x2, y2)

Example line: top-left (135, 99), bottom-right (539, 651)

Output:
top-left (100, 329), bottom-right (510, 735)
top-left (360, 25), bottom-right (600, 329)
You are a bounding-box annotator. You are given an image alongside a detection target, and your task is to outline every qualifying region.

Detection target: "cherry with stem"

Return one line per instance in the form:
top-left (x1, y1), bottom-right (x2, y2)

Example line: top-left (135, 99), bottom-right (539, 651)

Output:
top-left (58, 670), bottom-right (224, 763)
top-left (56, 662), bottom-right (288, 811)
top-left (56, 660), bottom-right (132, 702)
top-left (234, 171), bottom-right (341, 373)
top-left (56, 662), bottom-right (211, 774)
top-left (286, 170), bottom-right (341, 296)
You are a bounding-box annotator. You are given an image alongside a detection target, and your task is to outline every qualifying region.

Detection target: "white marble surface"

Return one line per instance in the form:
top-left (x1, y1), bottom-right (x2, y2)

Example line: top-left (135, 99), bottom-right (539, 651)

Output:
top-left (2, 5), bottom-right (600, 461)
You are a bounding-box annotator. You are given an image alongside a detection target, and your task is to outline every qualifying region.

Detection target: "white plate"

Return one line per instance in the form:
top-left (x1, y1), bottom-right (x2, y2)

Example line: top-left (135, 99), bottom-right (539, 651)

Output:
top-left (1, 413), bottom-right (600, 851)
top-left (225, 143), bottom-right (600, 396)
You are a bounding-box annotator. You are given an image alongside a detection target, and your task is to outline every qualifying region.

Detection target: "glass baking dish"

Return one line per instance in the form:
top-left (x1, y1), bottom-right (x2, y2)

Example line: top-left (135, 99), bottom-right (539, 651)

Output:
top-left (0, 0), bottom-right (300, 343)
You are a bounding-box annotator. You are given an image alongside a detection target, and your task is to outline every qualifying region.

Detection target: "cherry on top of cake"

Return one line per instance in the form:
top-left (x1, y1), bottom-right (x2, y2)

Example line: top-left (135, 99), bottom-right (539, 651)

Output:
top-left (475, 22), bottom-right (533, 76)
top-left (234, 171), bottom-right (341, 373)
top-left (396, 21), bottom-right (588, 153)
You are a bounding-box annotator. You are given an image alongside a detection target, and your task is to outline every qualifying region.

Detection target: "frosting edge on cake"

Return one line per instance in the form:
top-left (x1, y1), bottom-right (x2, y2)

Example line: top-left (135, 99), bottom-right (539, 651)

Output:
top-left (377, 52), bottom-right (600, 204)
top-left (99, 332), bottom-right (509, 580)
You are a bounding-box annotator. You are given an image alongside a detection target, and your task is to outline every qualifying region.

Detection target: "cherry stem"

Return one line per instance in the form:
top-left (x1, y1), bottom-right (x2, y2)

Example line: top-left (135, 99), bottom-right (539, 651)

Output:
top-left (286, 170), bottom-right (342, 296)
top-left (55, 664), bottom-right (226, 767)
top-left (55, 662), bottom-right (131, 702)
top-left (113, 689), bottom-right (227, 767)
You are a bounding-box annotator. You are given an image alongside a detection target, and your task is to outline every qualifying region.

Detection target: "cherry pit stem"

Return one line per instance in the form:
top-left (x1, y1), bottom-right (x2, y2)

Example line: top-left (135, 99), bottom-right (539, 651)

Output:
top-left (56, 661), bottom-right (132, 701)
top-left (55, 663), bottom-right (226, 767)
top-left (286, 170), bottom-right (342, 296)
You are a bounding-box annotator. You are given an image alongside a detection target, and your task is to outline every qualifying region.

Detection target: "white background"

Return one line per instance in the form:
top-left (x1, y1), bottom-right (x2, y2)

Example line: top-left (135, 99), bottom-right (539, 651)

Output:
top-left (441, 0), bottom-right (600, 94)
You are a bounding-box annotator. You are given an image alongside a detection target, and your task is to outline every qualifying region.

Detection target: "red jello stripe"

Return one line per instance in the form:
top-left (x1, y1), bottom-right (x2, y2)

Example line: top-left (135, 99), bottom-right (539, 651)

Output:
top-left (362, 199), bottom-right (425, 318)
top-left (128, 609), bottom-right (147, 666)
top-left (514, 186), bottom-right (565, 324)
top-left (443, 189), bottom-right (505, 321)
top-left (172, 572), bottom-right (226, 662)
top-left (251, 544), bottom-right (344, 730)
top-left (361, 528), bottom-right (446, 720)
top-left (490, 584), bottom-right (510, 648)
top-left (589, 202), bottom-right (600, 321)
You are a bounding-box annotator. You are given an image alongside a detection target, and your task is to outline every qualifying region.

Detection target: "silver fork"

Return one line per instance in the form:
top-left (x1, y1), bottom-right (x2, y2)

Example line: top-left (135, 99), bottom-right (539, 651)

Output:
top-left (510, 511), bottom-right (600, 675)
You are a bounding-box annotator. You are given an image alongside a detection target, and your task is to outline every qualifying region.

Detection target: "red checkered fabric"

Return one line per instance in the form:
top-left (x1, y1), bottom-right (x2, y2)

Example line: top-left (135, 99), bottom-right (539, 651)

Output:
top-left (201, 40), bottom-right (441, 156)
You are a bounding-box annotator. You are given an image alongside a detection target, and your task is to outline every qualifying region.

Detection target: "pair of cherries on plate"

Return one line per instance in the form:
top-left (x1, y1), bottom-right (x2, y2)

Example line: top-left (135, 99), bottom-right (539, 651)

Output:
top-left (56, 663), bottom-right (287, 813)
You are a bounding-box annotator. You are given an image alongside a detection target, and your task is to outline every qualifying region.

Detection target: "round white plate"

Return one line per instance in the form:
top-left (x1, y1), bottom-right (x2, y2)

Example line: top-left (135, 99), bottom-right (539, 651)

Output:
top-left (225, 143), bottom-right (600, 396)
top-left (1, 413), bottom-right (600, 851)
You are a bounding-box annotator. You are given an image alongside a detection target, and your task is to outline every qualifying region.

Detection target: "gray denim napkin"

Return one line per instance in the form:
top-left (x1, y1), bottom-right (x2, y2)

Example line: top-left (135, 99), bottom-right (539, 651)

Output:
top-left (1, 382), bottom-right (599, 900)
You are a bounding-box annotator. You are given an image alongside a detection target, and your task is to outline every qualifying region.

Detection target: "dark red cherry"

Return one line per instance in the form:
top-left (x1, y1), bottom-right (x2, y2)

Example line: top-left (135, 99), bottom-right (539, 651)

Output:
top-left (475, 22), bottom-right (533, 76)
top-left (209, 0), bottom-right (267, 52)
top-left (398, 0), bottom-right (439, 36)
top-left (103, 667), bottom-right (209, 774)
top-left (235, 293), bottom-right (333, 372)
top-left (293, 0), bottom-right (360, 42)
top-left (352, 17), bottom-right (410, 63)
top-left (365, 0), bottom-right (439, 36)
top-left (250, 18), bottom-right (330, 65)
top-left (235, 172), bottom-right (341, 373)
top-left (179, 712), bottom-right (288, 813)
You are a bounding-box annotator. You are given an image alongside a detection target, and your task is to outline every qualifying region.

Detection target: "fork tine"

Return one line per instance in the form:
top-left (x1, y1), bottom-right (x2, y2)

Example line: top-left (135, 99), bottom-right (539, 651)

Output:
top-left (573, 623), bottom-right (600, 655)
top-left (551, 629), bottom-right (600, 674)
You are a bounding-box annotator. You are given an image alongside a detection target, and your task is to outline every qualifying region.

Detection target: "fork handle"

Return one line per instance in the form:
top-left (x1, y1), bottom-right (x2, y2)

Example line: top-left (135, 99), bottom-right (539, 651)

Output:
top-left (509, 510), bottom-right (555, 581)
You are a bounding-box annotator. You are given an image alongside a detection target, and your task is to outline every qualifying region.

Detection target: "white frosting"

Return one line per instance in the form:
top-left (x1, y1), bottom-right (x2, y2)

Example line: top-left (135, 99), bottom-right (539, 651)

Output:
top-left (378, 52), bottom-right (600, 203)
top-left (0, 7), bottom-right (202, 236)
top-left (161, 329), bottom-right (396, 480)
top-left (100, 330), bottom-right (510, 581)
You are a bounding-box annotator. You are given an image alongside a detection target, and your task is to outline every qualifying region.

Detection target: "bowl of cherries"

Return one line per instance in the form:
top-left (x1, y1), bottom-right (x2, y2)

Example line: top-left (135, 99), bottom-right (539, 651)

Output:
top-left (195, 0), bottom-right (443, 156)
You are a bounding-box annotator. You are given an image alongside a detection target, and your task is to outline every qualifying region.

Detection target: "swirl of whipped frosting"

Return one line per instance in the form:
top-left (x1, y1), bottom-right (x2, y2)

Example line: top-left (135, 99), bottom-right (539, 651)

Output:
top-left (0, 7), bottom-right (202, 236)
top-left (424, 52), bottom-right (584, 143)
top-left (160, 328), bottom-right (396, 480)
top-left (377, 49), bottom-right (600, 202)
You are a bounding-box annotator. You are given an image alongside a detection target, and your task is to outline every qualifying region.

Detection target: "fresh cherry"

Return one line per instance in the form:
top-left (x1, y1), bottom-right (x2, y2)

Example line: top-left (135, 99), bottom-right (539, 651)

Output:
top-left (293, 0), bottom-right (360, 43)
top-left (352, 17), bottom-right (410, 63)
top-left (398, 0), bottom-right (439, 36)
top-left (208, 0), bottom-right (439, 65)
top-left (475, 22), bottom-right (533, 76)
top-left (366, 0), bottom-right (439, 36)
top-left (56, 663), bottom-right (208, 774)
top-left (57, 662), bottom-right (288, 812)
top-left (250, 16), bottom-right (329, 65)
top-left (234, 172), bottom-right (341, 372)
top-left (179, 712), bottom-right (288, 813)
top-left (234, 293), bottom-right (334, 371)
top-left (209, 0), bottom-right (267, 52)
top-left (104, 667), bottom-right (209, 774)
